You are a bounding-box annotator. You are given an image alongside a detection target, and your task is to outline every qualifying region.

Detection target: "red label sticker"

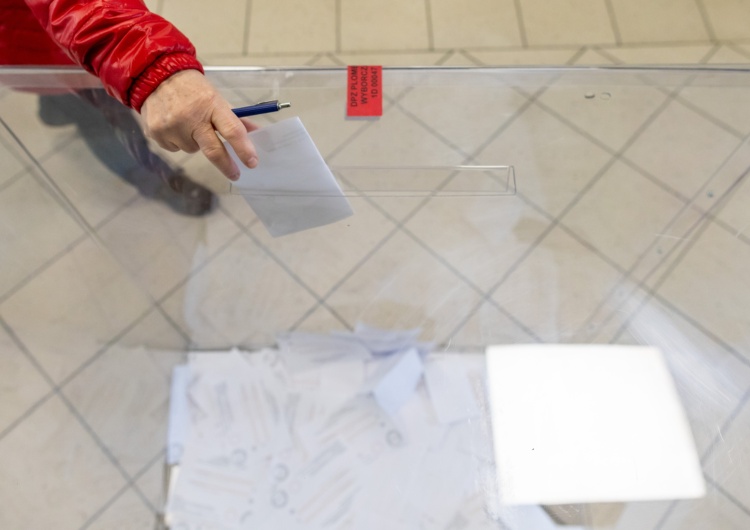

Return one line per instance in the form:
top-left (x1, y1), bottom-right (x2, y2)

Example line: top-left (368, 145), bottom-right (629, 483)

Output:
top-left (346, 65), bottom-right (382, 117)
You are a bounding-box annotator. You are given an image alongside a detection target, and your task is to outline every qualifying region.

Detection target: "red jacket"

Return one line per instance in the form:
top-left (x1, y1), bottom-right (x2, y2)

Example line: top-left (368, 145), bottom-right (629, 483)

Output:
top-left (0, 0), bottom-right (203, 111)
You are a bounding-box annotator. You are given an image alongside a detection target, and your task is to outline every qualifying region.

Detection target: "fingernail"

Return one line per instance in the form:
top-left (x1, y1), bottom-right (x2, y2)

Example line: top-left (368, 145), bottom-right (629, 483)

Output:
top-left (230, 172), bottom-right (240, 181)
top-left (248, 157), bottom-right (258, 168)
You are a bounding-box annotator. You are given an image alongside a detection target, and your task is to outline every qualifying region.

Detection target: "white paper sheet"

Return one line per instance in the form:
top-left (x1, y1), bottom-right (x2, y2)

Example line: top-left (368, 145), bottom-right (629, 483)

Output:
top-left (424, 354), bottom-right (482, 424)
top-left (165, 331), bottom-right (496, 530)
top-left (365, 348), bottom-right (424, 416)
top-left (226, 117), bottom-right (353, 237)
top-left (486, 344), bottom-right (705, 505)
top-left (166, 365), bottom-right (191, 465)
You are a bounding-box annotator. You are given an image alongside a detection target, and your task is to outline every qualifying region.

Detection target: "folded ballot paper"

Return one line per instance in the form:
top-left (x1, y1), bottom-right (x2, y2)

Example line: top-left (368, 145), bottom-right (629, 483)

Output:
top-left (164, 327), bottom-right (492, 530)
top-left (225, 117), bottom-right (353, 237)
top-left (486, 344), bottom-right (705, 507)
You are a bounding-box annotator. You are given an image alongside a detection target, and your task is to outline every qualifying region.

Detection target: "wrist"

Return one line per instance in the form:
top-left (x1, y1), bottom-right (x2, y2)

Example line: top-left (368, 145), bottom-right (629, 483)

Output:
top-left (129, 53), bottom-right (204, 113)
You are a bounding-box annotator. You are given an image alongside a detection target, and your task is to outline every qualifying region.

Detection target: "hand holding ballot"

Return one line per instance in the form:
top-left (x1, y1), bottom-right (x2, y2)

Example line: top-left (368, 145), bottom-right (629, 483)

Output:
top-left (141, 70), bottom-right (262, 181)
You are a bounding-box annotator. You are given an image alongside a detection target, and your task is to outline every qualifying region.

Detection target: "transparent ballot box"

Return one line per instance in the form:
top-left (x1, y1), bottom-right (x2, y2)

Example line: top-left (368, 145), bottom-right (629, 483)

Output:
top-left (1, 66), bottom-right (749, 529)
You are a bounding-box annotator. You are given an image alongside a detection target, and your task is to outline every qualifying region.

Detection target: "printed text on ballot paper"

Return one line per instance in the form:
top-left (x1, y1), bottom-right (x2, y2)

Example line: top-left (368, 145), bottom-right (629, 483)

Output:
top-left (347, 66), bottom-right (383, 117)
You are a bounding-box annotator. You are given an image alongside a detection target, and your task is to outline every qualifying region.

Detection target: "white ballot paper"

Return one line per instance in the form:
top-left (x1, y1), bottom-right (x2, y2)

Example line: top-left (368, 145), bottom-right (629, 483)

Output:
top-left (226, 117), bottom-right (353, 237)
top-left (486, 344), bottom-right (705, 506)
top-left (165, 327), bottom-right (498, 530)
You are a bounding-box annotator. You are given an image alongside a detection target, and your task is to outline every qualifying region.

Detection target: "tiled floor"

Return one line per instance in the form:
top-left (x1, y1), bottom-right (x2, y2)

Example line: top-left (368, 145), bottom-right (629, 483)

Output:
top-left (2, 1), bottom-right (750, 529)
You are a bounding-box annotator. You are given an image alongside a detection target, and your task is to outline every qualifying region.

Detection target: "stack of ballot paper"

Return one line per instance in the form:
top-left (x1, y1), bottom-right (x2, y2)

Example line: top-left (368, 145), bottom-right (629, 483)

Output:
top-left (164, 325), bottom-right (495, 530)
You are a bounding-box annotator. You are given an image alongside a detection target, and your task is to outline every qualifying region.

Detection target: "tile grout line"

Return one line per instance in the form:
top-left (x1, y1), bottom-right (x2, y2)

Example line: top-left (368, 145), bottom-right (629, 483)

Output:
top-left (700, 387), bottom-right (750, 466)
top-left (652, 500), bottom-right (680, 530)
top-left (725, 41), bottom-right (750, 61)
top-left (475, 81), bottom-right (685, 312)
top-left (335, 0), bottom-right (342, 54)
top-left (607, 164), bottom-right (750, 349)
top-left (0, 116), bottom-right (192, 345)
top-left (512, 0), bottom-right (528, 48)
top-left (290, 67), bottom-right (542, 333)
top-left (424, 0), bottom-right (435, 51)
top-left (575, 45), bottom-right (749, 342)
top-left (693, 0), bottom-right (717, 43)
top-left (242, 0), bottom-right (253, 55)
top-left (0, 315), bottom-right (146, 509)
top-left (602, 0), bottom-right (622, 46)
top-left (206, 38), bottom-right (750, 59)
top-left (78, 449), bottom-right (167, 530)
top-left (214, 204), bottom-right (356, 334)
top-left (706, 476), bottom-right (750, 518)
top-left (573, 128), bottom-right (750, 343)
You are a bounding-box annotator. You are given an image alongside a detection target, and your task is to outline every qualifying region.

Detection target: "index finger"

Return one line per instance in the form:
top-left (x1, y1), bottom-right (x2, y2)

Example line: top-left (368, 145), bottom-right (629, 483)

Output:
top-left (193, 125), bottom-right (241, 180)
top-left (212, 106), bottom-right (259, 169)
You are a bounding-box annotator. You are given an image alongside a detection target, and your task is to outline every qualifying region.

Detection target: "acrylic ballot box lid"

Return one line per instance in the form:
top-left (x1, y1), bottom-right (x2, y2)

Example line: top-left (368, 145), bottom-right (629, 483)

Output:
top-left (1, 66), bottom-right (749, 529)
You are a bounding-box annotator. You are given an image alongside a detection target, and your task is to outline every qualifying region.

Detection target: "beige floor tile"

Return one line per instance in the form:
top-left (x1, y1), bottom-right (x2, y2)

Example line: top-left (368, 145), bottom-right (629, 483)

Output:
top-left (248, 0), bottom-right (336, 54)
top-left (571, 47), bottom-right (617, 65)
top-left (657, 221), bottom-right (750, 357)
top-left (610, 501), bottom-right (674, 530)
top-left (445, 301), bottom-right (539, 347)
top-left (114, 309), bottom-right (189, 370)
top-left (716, 173), bottom-right (750, 239)
top-left (610, 0), bottom-right (708, 43)
top-left (436, 50), bottom-right (483, 66)
top-left (519, 0), bottom-right (616, 46)
top-left (404, 195), bottom-right (552, 291)
top-left (475, 105), bottom-right (612, 218)
top-left (335, 51), bottom-right (449, 66)
top-left (659, 485), bottom-right (750, 530)
top-left (467, 48), bottom-right (581, 66)
top-left (702, 0), bottom-right (750, 41)
top-left (63, 345), bottom-right (171, 475)
top-left (143, 0), bottom-right (160, 13)
top-left (0, 90), bottom-right (77, 160)
top-left (325, 231), bottom-right (483, 344)
top-left (87, 488), bottom-right (156, 530)
top-left (96, 198), bottom-right (241, 300)
top-left (491, 226), bottom-right (624, 342)
top-left (396, 82), bottom-right (529, 156)
top-left (220, 193), bottom-right (260, 228)
top-left (562, 161), bottom-right (686, 272)
top-left (340, 0), bottom-right (430, 51)
top-left (0, 395), bottom-right (126, 529)
top-left (307, 54), bottom-right (346, 66)
top-left (201, 54), bottom-right (318, 67)
top-left (292, 304), bottom-right (351, 333)
top-left (430, 0), bottom-right (522, 48)
top-left (536, 78), bottom-right (670, 151)
top-left (0, 174), bottom-right (85, 299)
top-left (250, 197), bottom-right (395, 296)
top-left (162, 0), bottom-right (247, 55)
top-left (707, 44), bottom-right (750, 64)
top-left (0, 325), bottom-right (51, 434)
top-left (160, 233), bottom-right (319, 348)
top-left (39, 137), bottom-right (140, 227)
top-left (623, 101), bottom-right (742, 199)
top-left (0, 133), bottom-right (26, 188)
top-left (135, 457), bottom-right (168, 515)
top-left (623, 298), bottom-right (750, 455)
top-left (679, 84), bottom-right (750, 137)
top-left (0, 237), bottom-right (153, 383)
top-left (600, 44), bottom-right (714, 64)
top-left (727, 43), bottom-right (750, 61)
top-left (327, 105), bottom-right (466, 166)
top-left (703, 398), bottom-right (750, 510)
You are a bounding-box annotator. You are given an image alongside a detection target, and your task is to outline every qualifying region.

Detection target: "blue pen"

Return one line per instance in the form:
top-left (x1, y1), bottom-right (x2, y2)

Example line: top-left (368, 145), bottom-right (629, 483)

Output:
top-left (232, 100), bottom-right (291, 118)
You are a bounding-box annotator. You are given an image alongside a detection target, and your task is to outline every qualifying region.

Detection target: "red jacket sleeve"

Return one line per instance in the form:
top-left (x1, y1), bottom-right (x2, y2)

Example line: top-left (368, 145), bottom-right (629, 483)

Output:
top-left (23, 0), bottom-right (204, 111)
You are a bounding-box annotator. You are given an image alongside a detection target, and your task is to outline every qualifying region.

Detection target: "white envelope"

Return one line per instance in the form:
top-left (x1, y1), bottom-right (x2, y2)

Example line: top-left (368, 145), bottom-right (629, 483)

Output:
top-left (226, 117), bottom-right (353, 237)
top-left (486, 344), bottom-right (705, 505)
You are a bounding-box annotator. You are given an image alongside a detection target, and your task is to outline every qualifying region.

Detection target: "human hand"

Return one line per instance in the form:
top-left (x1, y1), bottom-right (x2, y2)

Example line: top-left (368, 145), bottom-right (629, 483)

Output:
top-left (141, 69), bottom-right (259, 181)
